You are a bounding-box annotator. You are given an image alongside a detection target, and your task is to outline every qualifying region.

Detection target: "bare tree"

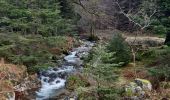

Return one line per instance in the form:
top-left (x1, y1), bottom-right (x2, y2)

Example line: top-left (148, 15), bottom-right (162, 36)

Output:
top-left (113, 0), bottom-right (157, 78)
top-left (114, 0), bottom-right (157, 30)
top-left (73, 0), bottom-right (106, 37)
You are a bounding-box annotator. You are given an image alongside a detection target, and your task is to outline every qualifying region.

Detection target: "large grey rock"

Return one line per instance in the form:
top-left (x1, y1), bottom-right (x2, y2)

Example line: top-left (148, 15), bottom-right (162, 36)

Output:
top-left (134, 78), bottom-right (152, 91)
top-left (125, 78), bottom-right (152, 99)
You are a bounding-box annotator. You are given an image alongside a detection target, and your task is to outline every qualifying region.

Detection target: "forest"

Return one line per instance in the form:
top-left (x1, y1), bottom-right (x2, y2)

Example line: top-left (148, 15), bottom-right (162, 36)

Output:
top-left (0, 0), bottom-right (170, 100)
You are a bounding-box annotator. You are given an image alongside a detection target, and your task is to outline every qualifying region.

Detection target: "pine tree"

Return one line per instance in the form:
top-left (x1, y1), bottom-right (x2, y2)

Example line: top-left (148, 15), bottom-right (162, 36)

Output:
top-left (0, 0), bottom-right (75, 36)
top-left (107, 33), bottom-right (131, 65)
top-left (85, 45), bottom-right (121, 88)
top-left (59, 0), bottom-right (75, 19)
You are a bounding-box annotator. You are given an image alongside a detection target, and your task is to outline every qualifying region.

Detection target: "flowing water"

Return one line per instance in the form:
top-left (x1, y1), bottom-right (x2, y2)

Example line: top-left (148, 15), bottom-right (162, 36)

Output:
top-left (36, 41), bottom-right (94, 100)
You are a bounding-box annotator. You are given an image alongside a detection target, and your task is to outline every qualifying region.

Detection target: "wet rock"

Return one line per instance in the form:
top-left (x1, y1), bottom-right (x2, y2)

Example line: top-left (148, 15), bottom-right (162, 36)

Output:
top-left (77, 47), bottom-right (89, 53)
top-left (41, 71), bottom-right (49, 77)
top-left (53, 68), bottom-right (59, 71)
top-left (77, 52), bottom-right (89, 58)
top-left (64, 51), bottom-right (77, 61)
top-left (63, 62), bottom-right (74, 66)
top-left (49, 73), bottom-right (57, 79)
top-left (67, 58), bottom-right (83, 67)
top-left (37, 71), bottom-right (41, 78)
top-left (56, 80), bottom-right (60, 84)
top-left (48, 78), bottom-right (55, 83)
top-left (58, 72), bottom-right (68, 79)
top-left (63, 50), bottom-right (69, 55)
top-left (43, 78), bottom-right (48, 82)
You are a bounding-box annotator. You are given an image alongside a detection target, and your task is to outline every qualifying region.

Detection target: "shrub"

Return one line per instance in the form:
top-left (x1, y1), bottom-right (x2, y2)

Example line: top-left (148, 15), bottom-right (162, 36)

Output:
top-left (153, 25), bottom-right (167, 34)
top-left (148, 47), bottom-right (170, 81)
top-left (66, 75), bottom-right (90, 91)
top-left (148, 65), bottom-right (170, 81)
top-left (97, 87), bottom-right (123, 100)
top-left (0, 33), bottom-right (73, 73)
top-left (107, 33), bottom-right (131, 65)
top-left (142, 46), bottom-right (170, 60)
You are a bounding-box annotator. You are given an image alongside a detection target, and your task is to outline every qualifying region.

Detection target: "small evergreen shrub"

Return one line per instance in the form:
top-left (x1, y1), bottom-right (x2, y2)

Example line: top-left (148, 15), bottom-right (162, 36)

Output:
top-left (84, 45), bottom-right (121, 88)
top-left (107, 33), bottom-right (131, 66)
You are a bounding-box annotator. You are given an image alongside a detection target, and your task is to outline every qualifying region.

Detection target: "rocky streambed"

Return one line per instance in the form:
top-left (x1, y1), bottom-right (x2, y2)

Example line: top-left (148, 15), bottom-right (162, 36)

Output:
top-left (36, 41), bottom-right (94, 100)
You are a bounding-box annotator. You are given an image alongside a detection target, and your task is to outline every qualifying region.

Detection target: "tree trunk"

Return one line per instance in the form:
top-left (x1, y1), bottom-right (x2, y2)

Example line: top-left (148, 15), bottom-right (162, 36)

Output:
top-left (90, 14), bottom-right (96, 37)
top-left (131, 48), bottom-right (137, 78)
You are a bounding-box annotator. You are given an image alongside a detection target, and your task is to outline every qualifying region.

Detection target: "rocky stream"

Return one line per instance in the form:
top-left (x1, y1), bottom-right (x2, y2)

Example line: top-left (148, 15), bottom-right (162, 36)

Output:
top-left (36, 40), bottom-right (95, 100)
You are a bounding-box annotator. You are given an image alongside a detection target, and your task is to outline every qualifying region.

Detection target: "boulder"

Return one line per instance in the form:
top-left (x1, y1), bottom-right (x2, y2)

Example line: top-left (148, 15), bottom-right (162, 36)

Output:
top-left (125, 82), bottom-right (144, 97)
top-left (134, 78), bottom-right (152, 91)
top-left (125, 78), bottom-right (152, 99)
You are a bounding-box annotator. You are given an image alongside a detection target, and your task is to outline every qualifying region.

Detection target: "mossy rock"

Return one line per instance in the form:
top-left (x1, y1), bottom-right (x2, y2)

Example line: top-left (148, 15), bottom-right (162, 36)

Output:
top-left (135, 78), bottom-right (152, 91)
top-left (125, 78), bottom-right (152, 98)
top-left (125, 82), bottom-right (138, 96)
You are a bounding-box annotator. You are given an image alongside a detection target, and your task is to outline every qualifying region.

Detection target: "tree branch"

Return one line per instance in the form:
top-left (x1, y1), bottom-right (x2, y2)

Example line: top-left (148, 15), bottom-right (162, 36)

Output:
top-left (72, 0), bottom-right (100, 16)
top-left (114, 1), bottom-right (156, 30)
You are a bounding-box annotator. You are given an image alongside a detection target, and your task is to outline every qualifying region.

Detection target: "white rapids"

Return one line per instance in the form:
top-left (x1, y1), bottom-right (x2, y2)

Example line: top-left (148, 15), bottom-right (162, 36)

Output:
top-left (36, 41), bottom-right (94, 100)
